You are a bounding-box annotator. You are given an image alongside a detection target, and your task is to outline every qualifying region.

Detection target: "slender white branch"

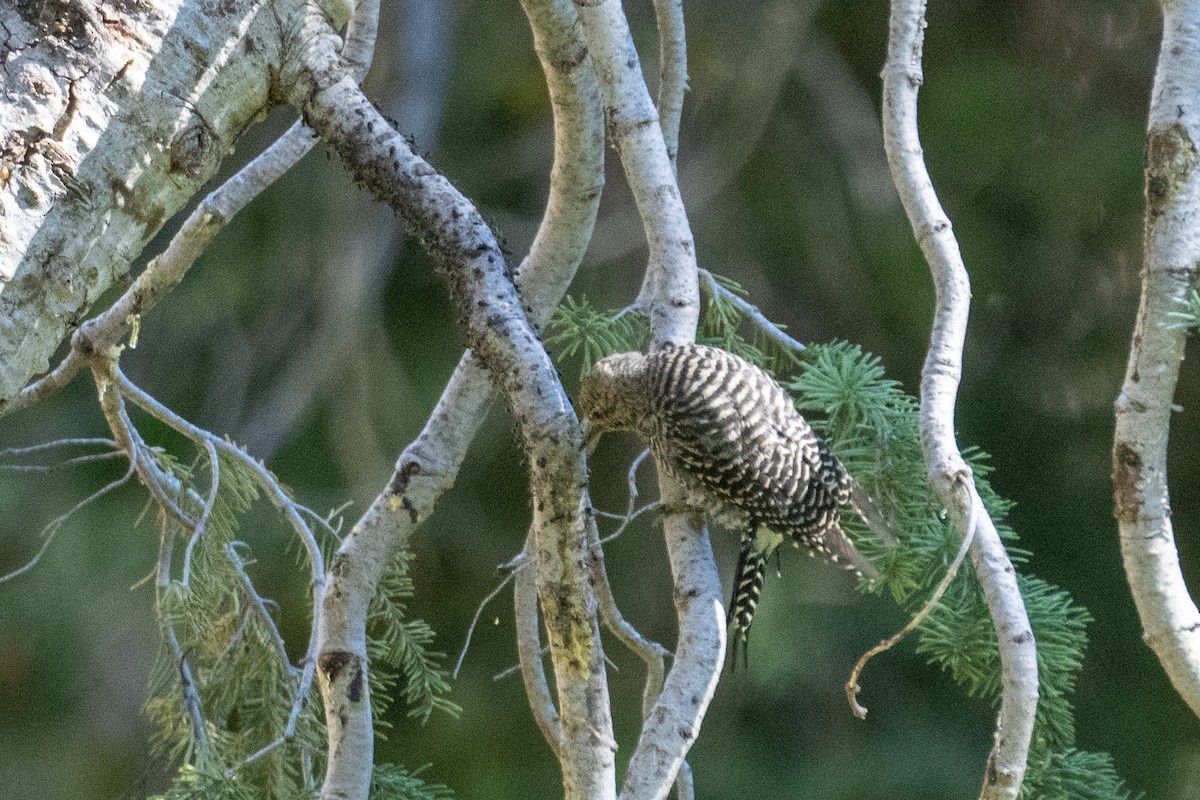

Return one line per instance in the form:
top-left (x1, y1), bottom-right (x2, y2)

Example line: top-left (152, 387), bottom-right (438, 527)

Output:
top-left (282, 1), bottom-right (604, 796)
top-left (0, 450), bottom-right (126, 473)
top-left (621, 509), bottom-right (722, 800)
top-left (1113, 0), bottom-right (1200, 718)
top-left (155, 508), bottom-right (209, 758)
top-left (587, 516), bottom-right (669, 718)
top-left (0, 438), bottom-right (118, 457)
top-left (573, 0), bottom-right (699, 346)
top-left (570, 3), bottom-right (718, 798)
top-left (291, 4), bottom-right (614, 797)
top-left (881, 3), bottom-right (1037, 797)
top-left (455, 553), bottom-right (523, 679)
top-left (651, 0), bottom-right (687, 171)
top-left (515, 534), bottom-right (565, 754)
top-left (181, 438), bottom-right (220, 587)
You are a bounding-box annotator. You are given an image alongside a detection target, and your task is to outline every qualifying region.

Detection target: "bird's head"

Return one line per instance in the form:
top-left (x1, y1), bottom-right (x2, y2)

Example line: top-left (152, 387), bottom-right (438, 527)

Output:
top-left (578, 350), bottom-right (651, 448)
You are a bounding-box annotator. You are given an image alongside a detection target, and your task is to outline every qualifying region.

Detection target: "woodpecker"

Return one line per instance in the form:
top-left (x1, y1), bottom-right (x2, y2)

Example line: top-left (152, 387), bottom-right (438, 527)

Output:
top-left (579, 343), bottom-right (884, 664)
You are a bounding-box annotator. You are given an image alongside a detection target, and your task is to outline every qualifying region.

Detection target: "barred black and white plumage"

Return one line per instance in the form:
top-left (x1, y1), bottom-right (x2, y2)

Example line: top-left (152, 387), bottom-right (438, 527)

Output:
top-left (579, 343), bottom-right (880, 664)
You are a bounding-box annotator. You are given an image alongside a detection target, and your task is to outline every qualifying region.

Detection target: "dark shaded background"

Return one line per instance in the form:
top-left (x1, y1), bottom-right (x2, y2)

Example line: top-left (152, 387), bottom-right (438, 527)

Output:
top-left (2, 0), bottom-right (1198, 797)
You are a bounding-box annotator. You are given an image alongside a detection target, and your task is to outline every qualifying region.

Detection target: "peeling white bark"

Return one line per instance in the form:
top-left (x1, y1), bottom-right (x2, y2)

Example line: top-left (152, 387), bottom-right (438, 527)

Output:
top-left (1113, 0), bottom-right (1200, 718)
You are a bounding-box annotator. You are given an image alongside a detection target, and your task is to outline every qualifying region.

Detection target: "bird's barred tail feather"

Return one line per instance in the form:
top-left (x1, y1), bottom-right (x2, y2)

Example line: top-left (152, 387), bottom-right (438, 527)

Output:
top-left (729, 529), bottom-right (765, 668)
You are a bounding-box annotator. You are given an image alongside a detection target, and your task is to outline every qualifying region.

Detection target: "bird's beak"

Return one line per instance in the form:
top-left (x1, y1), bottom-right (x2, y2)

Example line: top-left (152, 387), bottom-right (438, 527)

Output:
top-left (580, 418), bottom-right (600, 455)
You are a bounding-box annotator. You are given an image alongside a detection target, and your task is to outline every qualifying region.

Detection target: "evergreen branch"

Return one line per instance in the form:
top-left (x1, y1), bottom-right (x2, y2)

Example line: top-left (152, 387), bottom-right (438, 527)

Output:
top-left (1162, 287), bottom-right (1200, 329)
top-left (1022, 749), bottom-right (1133, 800)
top-left (90, 358), bottom-right (330, 790)
top-left (547, 296), bottom-right (649, 379)
top-left (110, 366), bottom-right (326, 731)
top-left (152, 765), bottom-right (259, 800)
top-left (699, 269), bottom-right (806, 357)
top-left (370, 763), bottom-right (455, 800)
top-left (369, 551), bottom-right (460, 722)
top-left (784, 340), bottom-right (1127, 799)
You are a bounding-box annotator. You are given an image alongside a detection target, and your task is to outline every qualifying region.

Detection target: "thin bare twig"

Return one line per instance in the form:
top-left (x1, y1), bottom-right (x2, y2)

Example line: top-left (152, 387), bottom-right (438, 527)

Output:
top-left (454, 551), bottom-right (526, 679)
top-left (226, 542), bottom-right (297, 676)
top-left (181, 437), bottom-right (220, 587)
top-left (0, 437), bottom-right (119, 456)
top-left (0, 450), bottom-right (127, 473)
top-left (0, 462), bottom-right (135, 584)
top-left (845, 491), bottom-right (977, 719)
top-left (515, 533), bottom-right (564, 755)
top-left (598, 502), bottom-right (662, 545)
top-left (155, 509), bottom-right (208, 757)
top-left (588, 516), bottom-right (669, 717)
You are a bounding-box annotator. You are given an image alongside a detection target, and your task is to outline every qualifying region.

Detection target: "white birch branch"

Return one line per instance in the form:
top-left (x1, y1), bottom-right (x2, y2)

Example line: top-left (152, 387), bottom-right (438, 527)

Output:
top-left (573, 0), bottom-right (699, 346)
top-left (3, 0), bottom-right (379, 420)
top-left (881, 2), bottom-right (1038, 798)
top-left (289, 4), bottom-right (609, 797)
top-left (0, 0), bottom-right (343, 406)
top-left (568, 3), bottom-right (722, 799)
top-left (620, 509), bottom-right (722, 800)
top-left (651, 0), bottom-right (687, 171)
top-left (515, 533), bottom-right (566, 753)
top-left (1112, 0), bottom-right (1200, 717)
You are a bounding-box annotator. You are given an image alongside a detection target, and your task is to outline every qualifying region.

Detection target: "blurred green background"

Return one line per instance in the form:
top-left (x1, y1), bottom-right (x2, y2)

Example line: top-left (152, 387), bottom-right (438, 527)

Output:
top-left (2, 0), bottom-right (1198, 797)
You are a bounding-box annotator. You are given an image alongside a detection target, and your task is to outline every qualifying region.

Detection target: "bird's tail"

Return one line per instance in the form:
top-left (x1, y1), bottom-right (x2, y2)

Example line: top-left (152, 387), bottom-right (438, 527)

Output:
top-left (728, 529), bottom-right (765, 668)
top-left (823, 519), bottom-right (881, 584)
top-left (847, 477), bottom-right (899, 547)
